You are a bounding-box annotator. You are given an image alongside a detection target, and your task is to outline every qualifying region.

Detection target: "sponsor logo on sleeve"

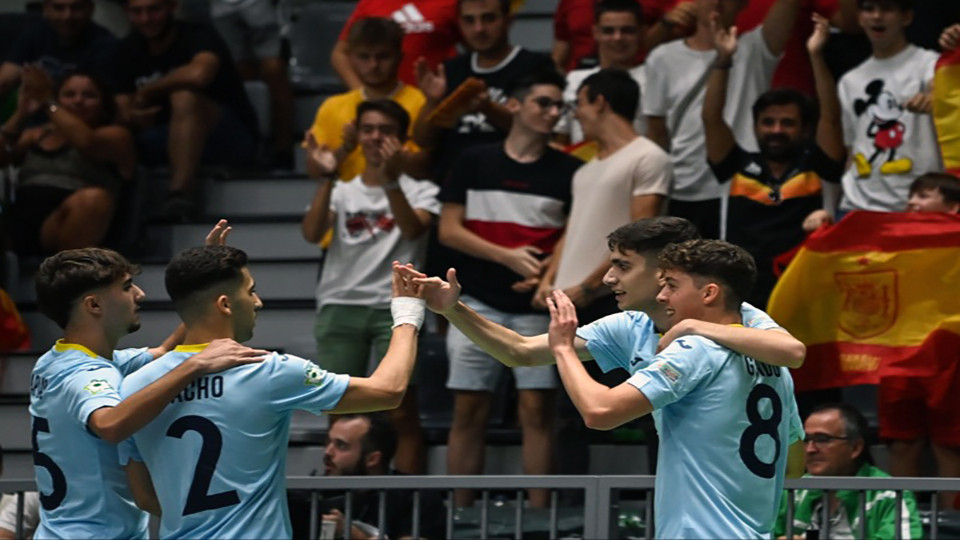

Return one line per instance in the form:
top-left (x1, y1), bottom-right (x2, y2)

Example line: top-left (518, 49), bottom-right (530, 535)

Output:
top-left (304, 363), bottom-right (326, 387)
top-left (652, 361), bottom-right (683, 385)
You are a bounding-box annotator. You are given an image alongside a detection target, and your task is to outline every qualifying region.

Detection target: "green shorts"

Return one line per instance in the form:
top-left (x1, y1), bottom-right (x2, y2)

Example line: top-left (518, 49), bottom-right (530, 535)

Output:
top-left (314, 304), bottom-right (419, 382)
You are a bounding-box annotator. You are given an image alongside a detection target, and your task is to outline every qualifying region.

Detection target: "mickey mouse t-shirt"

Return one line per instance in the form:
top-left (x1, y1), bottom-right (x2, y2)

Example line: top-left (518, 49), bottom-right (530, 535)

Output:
top-left (838, 44), bottom-right (941, 212)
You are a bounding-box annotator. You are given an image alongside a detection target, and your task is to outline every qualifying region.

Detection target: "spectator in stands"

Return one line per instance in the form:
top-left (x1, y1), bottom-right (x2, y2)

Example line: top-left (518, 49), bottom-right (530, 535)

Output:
top-left (412, 0), bottom-right (556, 182)
top-left (734, 0), bottom-right (860, 96)
top-left (643, 0), bottom-right (802, 239)
top-left (307, 18), bottom-right (428, 183)
top-left (774, 403), bottom-right (922, 539)
top-left (555, 0), bottom-right (648, 146)
top-left (302, 100), bottom-right (439, 474)
top-left (120, 249), bottom-right (425, 538)
top-left (905, 172), bottom-right (960, 213)
top-left (0, 0), bottom-right (118, 100)
top-left (540, 69), bottom-right (669, 322)
top-left (836, 0), bottom-right (941, 214)
top-left (0, 492), bottom-right (40, 539)
top-left (439, 70), bottom-right (581, 508)
top-left (1, 68), bottom-right (135, 255)
top-left (331, 0), bottom-right (460, 88)
top-left (115, 0), bottom-right (259, 222)
top-left (210, 0), bottom-right (294, 169)
top-left (552, 0), bottom-right (698, 73)
top-left (703, 14), bottom-right (844, 308)
top-left (289, 413), bottom-right (445, 539)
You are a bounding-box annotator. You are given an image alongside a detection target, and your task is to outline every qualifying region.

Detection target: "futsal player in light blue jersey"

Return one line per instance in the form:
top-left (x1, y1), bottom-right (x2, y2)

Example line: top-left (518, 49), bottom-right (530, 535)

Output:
top-left (29, 247), bottom-right (265, 539)
top-left (547, 239), bottom-right (804, 538)
top-left (397, 217), bottom-right (806, 375)
top-left (119, 246), bottom-right (426, 539)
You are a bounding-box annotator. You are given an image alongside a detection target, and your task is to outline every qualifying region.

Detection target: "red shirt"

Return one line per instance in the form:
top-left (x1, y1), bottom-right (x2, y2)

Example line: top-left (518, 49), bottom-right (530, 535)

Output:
top-left (553, 0), bottom-right (677, 71)
top-left (736, 0), bottom-right (838, 95)
top-left (339, 0), bottom-right (461, 86)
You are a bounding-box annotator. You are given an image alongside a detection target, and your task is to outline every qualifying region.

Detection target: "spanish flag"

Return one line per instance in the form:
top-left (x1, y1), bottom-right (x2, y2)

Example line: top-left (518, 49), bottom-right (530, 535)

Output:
top-left (934, 47), bottom-right (960, 176)
top-left (767, 211), bottom-right (960, 391)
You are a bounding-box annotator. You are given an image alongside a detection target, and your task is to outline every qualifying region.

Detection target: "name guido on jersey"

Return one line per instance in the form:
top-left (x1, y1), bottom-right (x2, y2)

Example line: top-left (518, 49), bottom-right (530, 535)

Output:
top-left (743, 356), bottom-right (780, 378)
top-left (172, 375), bottom-right (224, 402)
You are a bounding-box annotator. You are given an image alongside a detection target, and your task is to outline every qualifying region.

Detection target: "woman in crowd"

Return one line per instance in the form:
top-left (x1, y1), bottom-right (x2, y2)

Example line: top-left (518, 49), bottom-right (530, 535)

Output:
top-left (1, 66), bottom-right (135, 255)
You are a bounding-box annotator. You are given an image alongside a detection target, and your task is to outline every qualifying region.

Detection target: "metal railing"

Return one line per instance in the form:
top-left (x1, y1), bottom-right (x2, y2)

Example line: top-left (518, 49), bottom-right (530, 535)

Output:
top-left (2, 475), bottom-right (959, 539)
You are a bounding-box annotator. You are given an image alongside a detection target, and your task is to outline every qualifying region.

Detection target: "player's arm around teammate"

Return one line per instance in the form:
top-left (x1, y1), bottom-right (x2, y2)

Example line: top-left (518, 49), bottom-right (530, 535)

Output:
top-left (330, 262), bottom-right (427, 413)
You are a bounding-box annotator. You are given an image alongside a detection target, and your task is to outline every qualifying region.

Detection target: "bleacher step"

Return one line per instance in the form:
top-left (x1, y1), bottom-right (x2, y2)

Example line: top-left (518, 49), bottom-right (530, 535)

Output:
top-left (205, 178), bottom-right (317, 218)
top-left (157, 221), bottom-right (322, 260)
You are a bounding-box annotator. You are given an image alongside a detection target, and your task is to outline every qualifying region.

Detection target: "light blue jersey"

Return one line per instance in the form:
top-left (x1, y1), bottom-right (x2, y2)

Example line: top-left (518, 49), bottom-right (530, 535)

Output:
top-left (628, 335), bottom-right (803, 538)
top-left (119, 345), bottom-right (350, 539)
top-left (578, 302), bottom-right (779, 375)
top-left (28, 341), bottom-right (152, 540)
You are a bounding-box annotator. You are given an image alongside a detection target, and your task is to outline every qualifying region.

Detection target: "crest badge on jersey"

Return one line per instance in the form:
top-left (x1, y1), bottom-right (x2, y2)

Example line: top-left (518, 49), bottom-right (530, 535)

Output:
top-left (83, 379), bottom-right (113, 395)
top-left (835, 269), bottom-right (898, 339)
top-left (304, 363), bottom-right (325, 387)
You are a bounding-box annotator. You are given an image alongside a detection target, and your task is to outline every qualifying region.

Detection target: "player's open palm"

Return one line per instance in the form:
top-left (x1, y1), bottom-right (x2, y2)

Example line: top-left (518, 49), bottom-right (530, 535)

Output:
top-left (547, 290), bottom-right (579, 352)
top-left (190, 338), bottom-right (268, 374)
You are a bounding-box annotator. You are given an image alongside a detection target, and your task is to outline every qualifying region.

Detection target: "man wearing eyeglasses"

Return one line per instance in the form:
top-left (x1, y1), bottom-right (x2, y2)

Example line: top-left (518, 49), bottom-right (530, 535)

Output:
top-left (774, 403), bottom-right (922, 539)
top-left (437, 69), bottom-right (583, 509)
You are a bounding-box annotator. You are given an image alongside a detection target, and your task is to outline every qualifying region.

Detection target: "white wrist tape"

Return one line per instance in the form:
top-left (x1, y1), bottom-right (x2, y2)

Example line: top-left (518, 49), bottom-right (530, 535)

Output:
top-left (391, 297), bottom-right (426, 330)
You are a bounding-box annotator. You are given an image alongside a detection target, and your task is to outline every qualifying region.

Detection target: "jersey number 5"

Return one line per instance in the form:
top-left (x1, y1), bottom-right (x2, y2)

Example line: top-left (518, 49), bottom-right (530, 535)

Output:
top-left (167, 416), bottom-right (240, 516)
top-left (738, 384), bottom-right (782, 479)
top-left (31, 416), bottom-right (67, 510)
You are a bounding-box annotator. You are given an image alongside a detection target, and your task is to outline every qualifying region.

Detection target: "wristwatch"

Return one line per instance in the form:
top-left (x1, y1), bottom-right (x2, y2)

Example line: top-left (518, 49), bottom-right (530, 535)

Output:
top-left (44, 100), bottom-right (59, 115)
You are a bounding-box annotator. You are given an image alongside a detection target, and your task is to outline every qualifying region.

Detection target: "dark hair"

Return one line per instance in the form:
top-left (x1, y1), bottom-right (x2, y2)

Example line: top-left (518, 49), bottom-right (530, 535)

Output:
top-left (809, 403), bottom-right (874, 466)
top-left (909, 172), bottom-right (960, 204)
top-left (509, 69), bottom-right (566, 100)
top-left (165, 245), bottom-right (248, 313)
top-left (36, 248), bottom-right (139, 329)
top-left (355, 99), bottom-right (411, 140)
top-left (657, 239), bottom-right (756, 310)
top-left (607, 217), bottom-right (701, 255)
top-left (856, 0), bottom-right (913, 11)
top-left (334, 413), bottom-right (398, 470)
top-left (458, 0), bottom-right (511, 16)
top-left (578, 68), bottom-right (639, 123)
top-left (594, 0), bottom-right (643, 25)
top-left (751, 88), bottom-right (818, 131)
top-left (57, 71), bottom-right (118, 126)
top-left (346, 17), bottom-right (404, 51)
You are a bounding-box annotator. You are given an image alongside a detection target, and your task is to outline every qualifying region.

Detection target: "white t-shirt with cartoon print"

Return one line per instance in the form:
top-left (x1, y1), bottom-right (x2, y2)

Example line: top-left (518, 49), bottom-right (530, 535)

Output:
top-left (838, 44), bottom-right (941, 212)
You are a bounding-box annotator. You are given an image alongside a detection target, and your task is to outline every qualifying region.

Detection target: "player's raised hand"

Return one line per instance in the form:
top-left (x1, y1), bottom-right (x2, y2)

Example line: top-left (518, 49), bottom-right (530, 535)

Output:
top-left (547, 290), bottom-right (579, 352)
top-left (391, 262), bottom-right (424, 299)
top-left (205, 219), bottom-right (231, 246)
top-left (189, 338), bottom-right (268, 374)
top-left (400, 266), bottom-right (462, 314)
top-left (806, 13), bottom-right (830, 56)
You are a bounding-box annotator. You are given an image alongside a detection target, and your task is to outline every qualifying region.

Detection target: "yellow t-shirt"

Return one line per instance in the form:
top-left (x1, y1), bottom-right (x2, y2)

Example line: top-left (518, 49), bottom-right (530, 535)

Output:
top-left (308, 85), bottom-right (426, 181)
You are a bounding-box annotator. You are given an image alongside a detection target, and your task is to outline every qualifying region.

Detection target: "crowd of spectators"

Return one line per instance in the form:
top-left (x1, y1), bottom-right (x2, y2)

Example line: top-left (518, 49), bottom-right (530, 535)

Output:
top-left (3, 0), bottom-right (960, 529)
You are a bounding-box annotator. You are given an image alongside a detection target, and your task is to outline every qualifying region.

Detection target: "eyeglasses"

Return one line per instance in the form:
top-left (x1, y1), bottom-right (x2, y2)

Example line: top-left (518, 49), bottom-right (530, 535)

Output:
top-left (531, 96), bottom-right (569, 114)
top-left (803, 433), bottom-right (850, 446)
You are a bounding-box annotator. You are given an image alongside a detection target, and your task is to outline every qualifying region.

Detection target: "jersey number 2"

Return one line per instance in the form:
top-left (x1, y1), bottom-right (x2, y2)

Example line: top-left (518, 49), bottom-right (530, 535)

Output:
top-left (167, 416), bottom-right (240, 516)
top-left (738, 384), bottom-right (782, 479)
top-left (31, 416), bottom-right (67, 510)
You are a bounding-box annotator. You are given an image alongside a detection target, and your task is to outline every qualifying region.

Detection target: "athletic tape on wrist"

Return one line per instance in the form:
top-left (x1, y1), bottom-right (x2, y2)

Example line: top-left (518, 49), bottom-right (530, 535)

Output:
top-left (391, 297), bottom-right (426, 330)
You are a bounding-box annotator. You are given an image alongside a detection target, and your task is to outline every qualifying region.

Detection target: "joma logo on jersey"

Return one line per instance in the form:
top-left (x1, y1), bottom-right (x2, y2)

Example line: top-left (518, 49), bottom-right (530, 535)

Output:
top-left (83, 379), bottom-right (113, 396)
top-left (391, 4), bottom-right (435, 33)
top-left (835, 269), bottom-right (898, 339)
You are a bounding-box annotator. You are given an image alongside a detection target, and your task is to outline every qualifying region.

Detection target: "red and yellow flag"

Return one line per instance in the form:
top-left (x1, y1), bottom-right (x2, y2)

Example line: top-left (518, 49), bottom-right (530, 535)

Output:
top-left (767, 211), bottom-right (960, 391)
top-left (934, 48), bottom-right (960, 176)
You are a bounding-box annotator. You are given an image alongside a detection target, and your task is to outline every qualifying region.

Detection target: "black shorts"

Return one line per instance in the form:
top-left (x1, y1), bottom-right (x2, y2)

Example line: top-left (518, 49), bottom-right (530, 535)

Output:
top-left (11, 184), bottom-right (73, 255)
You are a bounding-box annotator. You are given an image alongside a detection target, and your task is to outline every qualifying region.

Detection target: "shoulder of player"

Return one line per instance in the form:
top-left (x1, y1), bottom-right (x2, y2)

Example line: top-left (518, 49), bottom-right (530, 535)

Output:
top-left (663, 334), bottom-right (726, 354)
